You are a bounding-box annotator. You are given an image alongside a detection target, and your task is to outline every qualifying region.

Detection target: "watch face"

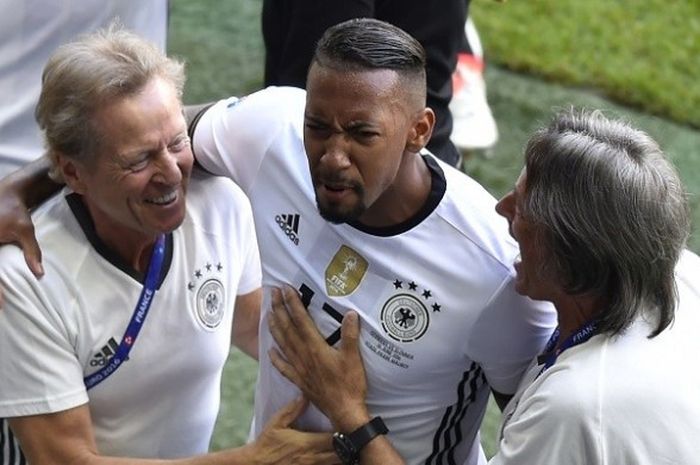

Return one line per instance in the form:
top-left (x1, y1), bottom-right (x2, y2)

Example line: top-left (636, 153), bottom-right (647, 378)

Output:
top-left (333, 432), bottom-right (359, 465)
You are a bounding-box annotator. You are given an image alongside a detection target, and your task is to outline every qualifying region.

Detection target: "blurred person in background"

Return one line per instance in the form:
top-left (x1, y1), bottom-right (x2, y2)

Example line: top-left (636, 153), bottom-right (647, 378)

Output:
top-left (261, 0), bottom-right (498, 167)
top-left (0, 0), bottom-right (168, 177)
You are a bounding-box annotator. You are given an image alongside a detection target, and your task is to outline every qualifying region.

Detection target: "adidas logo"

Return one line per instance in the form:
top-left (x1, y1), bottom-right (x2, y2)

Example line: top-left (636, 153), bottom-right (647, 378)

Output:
top-left (89, 337), bottom-right (120, 367)
top-left (275, 213), bottom-right (300, 245)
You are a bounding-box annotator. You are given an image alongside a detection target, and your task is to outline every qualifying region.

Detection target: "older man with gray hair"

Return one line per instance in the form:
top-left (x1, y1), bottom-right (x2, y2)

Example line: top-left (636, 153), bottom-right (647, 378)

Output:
top-left (491, 109), bottom-right (700, 464)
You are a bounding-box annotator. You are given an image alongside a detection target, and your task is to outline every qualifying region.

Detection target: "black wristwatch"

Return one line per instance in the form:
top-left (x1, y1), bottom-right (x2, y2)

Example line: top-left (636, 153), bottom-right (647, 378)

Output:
top-left (332, 416), bottom-right (389, 465)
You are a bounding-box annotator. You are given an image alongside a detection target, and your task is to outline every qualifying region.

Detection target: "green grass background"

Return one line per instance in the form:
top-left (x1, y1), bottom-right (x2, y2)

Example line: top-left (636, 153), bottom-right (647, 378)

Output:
top-left (167, 0), bottom-right (700, 458)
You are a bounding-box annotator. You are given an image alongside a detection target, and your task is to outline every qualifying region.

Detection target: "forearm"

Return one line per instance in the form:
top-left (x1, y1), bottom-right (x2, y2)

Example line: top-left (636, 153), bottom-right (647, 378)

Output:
top-left (232, 328), bottom-right (259, 360)
top-left (54, 449), bottom-right (250, 465)
top-left (10, 407), bottom-right (262, 465)
top-left (359, 437), bottom-right (405, 465)
top-left (147, 445), bottom-right (259, 465)
top-left (0, 155), bottom-right (60, 278)
top-left (20, 445), bottom-right (259, 465)
top-left (182, 445), bottom-right (258, 465)
top-left (1, 155), bottom-right (61, 209)
top-left (332, 405), bottom-right (405, 465)
top-left (14, 425), bottom-right (279, 465)
top-left (12, 400), bottom-right (334, 465)
top-left (232, 288), bottom-right (262, 360)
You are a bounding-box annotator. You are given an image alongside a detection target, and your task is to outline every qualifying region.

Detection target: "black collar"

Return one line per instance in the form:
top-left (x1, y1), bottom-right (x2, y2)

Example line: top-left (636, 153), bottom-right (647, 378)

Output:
top-left (66, 193), bottom-right (173, 288)
top-left (347, 155), bottom-right (446, 237)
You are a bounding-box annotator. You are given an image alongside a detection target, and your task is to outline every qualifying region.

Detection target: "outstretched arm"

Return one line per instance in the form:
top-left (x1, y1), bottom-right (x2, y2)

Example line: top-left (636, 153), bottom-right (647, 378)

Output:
top-left (10, 398), bottom-right (339, 465)
top-left (268, 286), bottom-right (406, 465)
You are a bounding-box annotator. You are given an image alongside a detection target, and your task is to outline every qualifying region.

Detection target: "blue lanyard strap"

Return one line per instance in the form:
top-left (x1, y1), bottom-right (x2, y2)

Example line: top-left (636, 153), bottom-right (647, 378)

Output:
top-left (536, 320), bottom-right (598, 378)
top-left (84, 234), bottom-right (166, 390)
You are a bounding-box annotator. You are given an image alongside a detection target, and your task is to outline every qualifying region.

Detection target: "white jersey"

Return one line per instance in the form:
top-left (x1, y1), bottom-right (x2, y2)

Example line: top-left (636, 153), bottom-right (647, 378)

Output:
top-left (0, 0), bottom-right (168, 176)
top-left (0, 173), bottom-right (261, 459)
top-left (192, 87), bottom-right (557, 465)
top-left (491, 250), bottom-right (700, 465)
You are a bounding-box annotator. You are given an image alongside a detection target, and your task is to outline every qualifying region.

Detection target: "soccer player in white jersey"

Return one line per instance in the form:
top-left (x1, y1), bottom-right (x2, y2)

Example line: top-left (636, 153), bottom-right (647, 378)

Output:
top-left (189, 19), bottom-right (555, 465)
top-left (0, 28), bottom-right (336, 465)
top-left (0, 19), bottom-right (555, 465)
top-left (0, 0), bottom-right (169, 177)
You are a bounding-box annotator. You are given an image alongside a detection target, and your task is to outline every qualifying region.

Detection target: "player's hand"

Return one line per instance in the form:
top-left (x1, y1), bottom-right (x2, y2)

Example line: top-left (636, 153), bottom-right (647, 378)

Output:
top-left (0, 177), bottom-right (44, 307)
top-left (268, 286), bottom-right (370, 430)
top-left (251, 396), bottom-right (340, 465)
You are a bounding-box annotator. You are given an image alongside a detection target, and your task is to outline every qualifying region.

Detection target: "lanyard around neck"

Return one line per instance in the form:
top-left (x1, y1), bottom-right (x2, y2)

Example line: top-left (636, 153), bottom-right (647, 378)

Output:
top-left (536, 320), bottom-right (598, 379)
top-left (84, 234), bottom-right (166, 390)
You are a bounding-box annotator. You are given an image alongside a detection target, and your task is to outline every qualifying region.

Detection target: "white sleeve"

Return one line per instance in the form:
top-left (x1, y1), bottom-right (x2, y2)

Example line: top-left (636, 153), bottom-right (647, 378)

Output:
top-left (489, 381), bottom-right (602, 465)
top-left (191, 86), bottom-right (307, 194)
top-left (466, 275), bottom-right (557, 394)
top-left (0, 249), bottom-right (88, 417)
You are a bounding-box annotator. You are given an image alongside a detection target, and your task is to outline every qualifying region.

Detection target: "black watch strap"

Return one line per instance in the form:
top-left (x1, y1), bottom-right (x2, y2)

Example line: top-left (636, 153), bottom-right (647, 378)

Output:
top-left (333, 416), bottom-right (389, 465)
top-left (347, 416), bottom-right (389, 449)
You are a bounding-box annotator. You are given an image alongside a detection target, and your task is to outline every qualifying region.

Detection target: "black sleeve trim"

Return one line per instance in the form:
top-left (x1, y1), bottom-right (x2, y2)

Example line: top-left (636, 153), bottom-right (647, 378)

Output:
top-left (187, 102), bottom-right (217, 170)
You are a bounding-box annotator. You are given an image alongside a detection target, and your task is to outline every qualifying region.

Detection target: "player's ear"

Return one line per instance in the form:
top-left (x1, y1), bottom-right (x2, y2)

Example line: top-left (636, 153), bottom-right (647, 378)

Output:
top-left (54, 152), bottom-right (89, 195)
top-left (405, 108), bottom-right (435, 154)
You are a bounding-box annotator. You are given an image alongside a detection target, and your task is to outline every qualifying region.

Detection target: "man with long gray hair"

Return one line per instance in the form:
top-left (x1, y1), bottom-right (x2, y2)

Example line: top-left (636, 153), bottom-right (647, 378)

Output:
top-left (489, 108), bottom-right (700, 464)
top-left (267, 108), bottom-right (700, 465)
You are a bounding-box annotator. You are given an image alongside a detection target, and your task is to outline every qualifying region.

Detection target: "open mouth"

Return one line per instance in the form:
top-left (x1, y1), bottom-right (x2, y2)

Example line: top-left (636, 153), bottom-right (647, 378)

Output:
top-left (320, 183), bottom-right (355, 201)
top-left (325, 184), bottom-right (350, 192)
top-left (145, 190), bottom-right (178, 205)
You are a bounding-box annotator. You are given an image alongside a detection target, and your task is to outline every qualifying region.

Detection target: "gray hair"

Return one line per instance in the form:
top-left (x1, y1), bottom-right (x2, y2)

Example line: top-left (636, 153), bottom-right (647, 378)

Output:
top-left (311, 18), bottom-right (426, 102)
top-left (35, 26), bottom-right (185, 180)
top-left (523, 109), bottom-right (690, 337)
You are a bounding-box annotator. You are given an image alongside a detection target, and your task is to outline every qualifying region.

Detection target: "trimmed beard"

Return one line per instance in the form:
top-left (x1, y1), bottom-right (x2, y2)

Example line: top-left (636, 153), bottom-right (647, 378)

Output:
top-left (314, 187), bottom-right (366, 224)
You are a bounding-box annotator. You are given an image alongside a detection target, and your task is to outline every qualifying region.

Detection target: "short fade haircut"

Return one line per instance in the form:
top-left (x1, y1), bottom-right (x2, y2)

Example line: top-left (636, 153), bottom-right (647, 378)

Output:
top-left (523, 109), bottom-right (690, 337)
top-left (310, 18), bottom-right (426, 102)
top-left (35, 26), bottom-right (185, 180)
